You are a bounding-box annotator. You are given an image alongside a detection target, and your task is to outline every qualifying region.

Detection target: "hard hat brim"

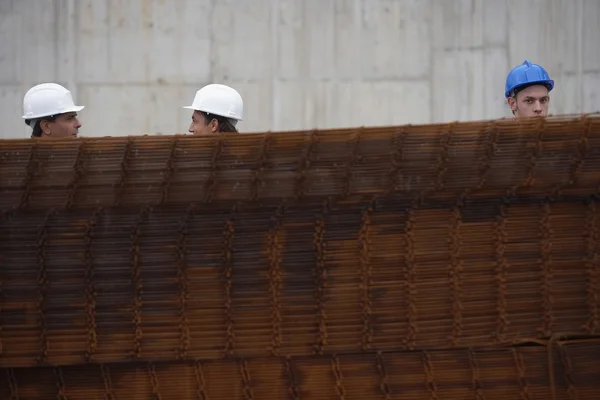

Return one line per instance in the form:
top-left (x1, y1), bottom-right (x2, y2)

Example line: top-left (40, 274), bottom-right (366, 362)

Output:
top-left (182, 105), bottom-right (243, 121)
top-left (22, 105), bottom-right (85, 120)
top-left (505, 80), bottom-right (554, 98)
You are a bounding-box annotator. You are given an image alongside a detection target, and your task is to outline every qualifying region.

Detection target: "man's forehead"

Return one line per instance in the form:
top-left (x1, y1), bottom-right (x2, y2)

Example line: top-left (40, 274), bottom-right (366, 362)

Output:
top-left (59, 111), bottom-right (78, 118)
top-left (518, 85), bottom-right (549, 98)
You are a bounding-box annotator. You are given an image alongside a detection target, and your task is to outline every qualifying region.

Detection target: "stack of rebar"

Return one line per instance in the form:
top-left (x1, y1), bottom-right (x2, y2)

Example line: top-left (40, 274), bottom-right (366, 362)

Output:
top-left (1, 113), bottom-right (600, 399)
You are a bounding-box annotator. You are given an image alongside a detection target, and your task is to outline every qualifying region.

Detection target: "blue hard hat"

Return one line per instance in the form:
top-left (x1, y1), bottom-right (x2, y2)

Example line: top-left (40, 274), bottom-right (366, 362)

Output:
top-left (505, 60), bottom-right (554, 98)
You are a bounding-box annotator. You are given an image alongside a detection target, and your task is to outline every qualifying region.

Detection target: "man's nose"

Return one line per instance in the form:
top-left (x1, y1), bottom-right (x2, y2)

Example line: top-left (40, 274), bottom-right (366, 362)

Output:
top-left (75, 118), bottom-right (82, 128)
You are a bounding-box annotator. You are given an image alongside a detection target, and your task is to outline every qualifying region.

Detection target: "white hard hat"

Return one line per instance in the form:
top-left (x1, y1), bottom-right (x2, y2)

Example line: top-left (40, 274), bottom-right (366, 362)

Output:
top-left (183, 84), bottom-right (243, 125)
top-left (22, 83), bottom-right (84, 120)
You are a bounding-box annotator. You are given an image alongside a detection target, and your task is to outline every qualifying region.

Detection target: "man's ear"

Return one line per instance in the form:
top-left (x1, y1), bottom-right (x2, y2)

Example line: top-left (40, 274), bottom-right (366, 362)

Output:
top-left (209, 118), bottom-right (219, 133)
top-left (39, 119), bottom-right (52, 136)
top-left (507, 97), bottom-right (517, 113)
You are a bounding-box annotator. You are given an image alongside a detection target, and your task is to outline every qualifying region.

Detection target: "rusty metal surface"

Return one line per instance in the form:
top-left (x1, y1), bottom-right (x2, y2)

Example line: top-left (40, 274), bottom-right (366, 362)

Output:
top-left (2, 339), bottom-right (600, 400)
top-left (0, 198), bottom-right (599, 367)
top-left (1, 115), bottom-right (600, 398)
top-left (1, 115), bottom-right (600, 211)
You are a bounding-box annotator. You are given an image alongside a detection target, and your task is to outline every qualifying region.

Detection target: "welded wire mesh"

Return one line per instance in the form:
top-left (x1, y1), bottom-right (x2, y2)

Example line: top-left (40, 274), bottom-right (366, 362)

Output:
top-left (2, 114), bottom-right (600, 398)
top-left (1, 190), bottom-right (599, 366)
top-left (1, 339), bottom-right (600, 400)
top-left (1, 114), bottom-right (600, 211)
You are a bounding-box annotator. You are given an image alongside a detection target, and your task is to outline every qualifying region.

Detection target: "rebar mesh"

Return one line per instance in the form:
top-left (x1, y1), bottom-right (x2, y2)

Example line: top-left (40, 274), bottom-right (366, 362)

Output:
top-left (1, 339), bottom-right (599, 400)
top-left (1, 114), bottom-right (600, 211)
top-left (1, 114), bottom-right (600, 398)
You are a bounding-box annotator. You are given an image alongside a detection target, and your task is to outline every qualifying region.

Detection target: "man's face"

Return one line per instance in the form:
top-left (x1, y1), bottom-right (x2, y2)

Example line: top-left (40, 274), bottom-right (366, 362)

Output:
top-left (188, 110), bottom-right (218, 136)
top-left (40, 112), bottom-right (81, 137)
top-left (508, 85), bottom-right (550, 118)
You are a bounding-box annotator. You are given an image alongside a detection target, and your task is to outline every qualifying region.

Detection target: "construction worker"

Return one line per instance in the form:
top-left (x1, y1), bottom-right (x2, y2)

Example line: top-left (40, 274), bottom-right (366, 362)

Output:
top-left (505, 60), bottom-right (554, 118)
top-left (22, 83), bottom-right (84, 138)
top-left (183, 84), bottom-right (243, 135)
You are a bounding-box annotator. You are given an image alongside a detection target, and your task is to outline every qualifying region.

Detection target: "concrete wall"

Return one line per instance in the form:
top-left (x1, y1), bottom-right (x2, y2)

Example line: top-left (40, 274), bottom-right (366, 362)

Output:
top-left (1, 0), bottom-right (599, 139)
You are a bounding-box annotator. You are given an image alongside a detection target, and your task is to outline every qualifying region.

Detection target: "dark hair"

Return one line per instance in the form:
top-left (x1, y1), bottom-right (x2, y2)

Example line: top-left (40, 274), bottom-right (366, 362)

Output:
top-left (510, 82), bottom-right (552, 99)
top-left (25, 115), bottom-right (57, 138)
top-left (200, 112), bottom-right (238, 133)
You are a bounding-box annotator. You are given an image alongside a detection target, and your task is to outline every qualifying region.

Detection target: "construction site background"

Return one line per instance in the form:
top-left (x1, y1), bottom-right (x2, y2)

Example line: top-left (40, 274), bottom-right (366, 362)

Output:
top-left (0, 0), bottom-right (599, 139)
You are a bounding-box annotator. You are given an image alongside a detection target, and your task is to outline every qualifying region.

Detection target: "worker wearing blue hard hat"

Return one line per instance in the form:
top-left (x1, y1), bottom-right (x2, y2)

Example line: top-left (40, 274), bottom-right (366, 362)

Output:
top-left (505, 60), bottom-right (554, 118)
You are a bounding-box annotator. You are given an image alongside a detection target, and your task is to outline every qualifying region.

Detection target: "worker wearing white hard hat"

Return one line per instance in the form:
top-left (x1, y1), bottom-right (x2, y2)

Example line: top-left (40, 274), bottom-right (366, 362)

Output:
top-left (183, 84), bottom-right (243, 135)
top-left (22, 83), bottom-right (84, 138)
